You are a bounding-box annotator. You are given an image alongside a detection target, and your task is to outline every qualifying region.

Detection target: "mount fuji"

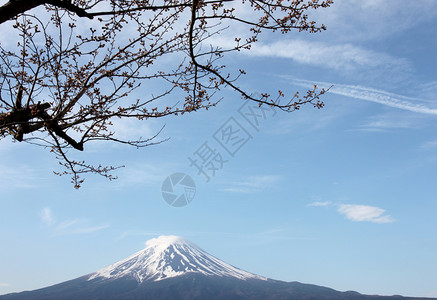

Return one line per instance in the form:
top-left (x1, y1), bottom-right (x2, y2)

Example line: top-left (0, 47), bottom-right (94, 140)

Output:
top-left (88, 235), bottom-right (265, 283)
top-left (0, 235), bottom-right (435, 300)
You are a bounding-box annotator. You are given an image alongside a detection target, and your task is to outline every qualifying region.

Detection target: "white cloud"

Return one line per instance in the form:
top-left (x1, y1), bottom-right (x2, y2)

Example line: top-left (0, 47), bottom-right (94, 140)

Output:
top-left (249, 40), bottom-right (409, 72)
top-left (270, 96), bottom-right (351, 135)
top-left (56, 219), bottom-right (80, 230)
top-left (113, 162), bottom-right (178, 188)
top-left (356, 112), bottom-right (426, 132)
top-left (359, 119), bottom-right (413, 132)
top-left (116, 230), bottom-right (164, 241)
top-left (421, 139), bottom-right (437, 150)
top-left (39, 208), bottom-right (109, 235)
top-left (40, 207), bottom-right (56, 226)
top-left (419, 81), bottom-right (437, 99)
top-left (108, 118), bottom-right (160, 144)
top-left (71, 224), bottom-right (110, 234)
top-left (293, 79), bottom-right (437, 115)
top-left (0, 283), bottom-right (10, 287)
top-left (311, 0), bottom-right (437, 42)
top-left (220, 187), bottom-right (254, 194)
top-left (337, 204), bottom-right (395, 224)
top-left (245, 227), bottom-right (314, 244)
top-left (0, 164), bottom-right (46, 190)
top-left (308, 201), bottom-right (332, 207)
top-left (221, 175), bottom-right (281, 193)
top-left (83, 118), bottom-right (166, 153)
top-left (209, 37), bottom-right (408, 73)
top-left (233, 175), bottom-right (281, 187)
top-left (309, 201), bottom-right (395, 224)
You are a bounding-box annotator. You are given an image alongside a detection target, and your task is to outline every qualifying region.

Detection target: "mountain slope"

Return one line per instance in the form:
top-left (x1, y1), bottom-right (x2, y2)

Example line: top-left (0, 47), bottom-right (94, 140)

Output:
top-left (1, 235), bottom-right (435, 300)
top-left (88, 235), bottom-right (265, 282)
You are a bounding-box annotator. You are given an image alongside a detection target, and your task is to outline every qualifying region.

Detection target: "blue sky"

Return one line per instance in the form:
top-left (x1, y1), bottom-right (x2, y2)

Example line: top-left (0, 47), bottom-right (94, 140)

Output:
top-left (1, 0), bottom-right (437, 297)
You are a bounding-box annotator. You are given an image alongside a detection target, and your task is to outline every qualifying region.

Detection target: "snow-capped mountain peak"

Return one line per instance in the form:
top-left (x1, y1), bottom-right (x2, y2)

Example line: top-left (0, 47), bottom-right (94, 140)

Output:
top-left (88, 235), bottom-right (266, 283)
top-left (4, 235), bottom-right (433, 300)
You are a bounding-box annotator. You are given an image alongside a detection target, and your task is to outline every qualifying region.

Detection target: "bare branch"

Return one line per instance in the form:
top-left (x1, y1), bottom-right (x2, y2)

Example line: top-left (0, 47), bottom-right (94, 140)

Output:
top-left (0, 0), bottom-right (333, 187)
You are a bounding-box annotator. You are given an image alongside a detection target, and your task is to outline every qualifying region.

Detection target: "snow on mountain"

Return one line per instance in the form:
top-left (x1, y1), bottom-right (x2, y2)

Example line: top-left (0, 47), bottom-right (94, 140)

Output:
top-left (88, 235), bottom-right (266, 283)
top-left (2, 236), bottom-right (436, 300)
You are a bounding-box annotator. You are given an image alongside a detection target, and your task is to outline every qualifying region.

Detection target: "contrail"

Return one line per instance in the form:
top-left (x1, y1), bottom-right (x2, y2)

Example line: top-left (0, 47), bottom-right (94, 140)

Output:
top-left (292, 79), bottom-right (437, 115)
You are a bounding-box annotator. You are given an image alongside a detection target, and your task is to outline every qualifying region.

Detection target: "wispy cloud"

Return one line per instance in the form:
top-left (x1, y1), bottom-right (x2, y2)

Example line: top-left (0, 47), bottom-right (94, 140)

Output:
top-left (244, 227), bottom-right (315, 244)
top-left (308, 201), bottom-right (332, 207)
top-left (293, 79), bottom-right (437, 115)
top-left (421, 139), bottom-right (437, 150)
top-left (309, 202), bottom-right (395, 224)
top-left (56, 219), bottom-right (80, 231)
top-left (0, 164), bottom-right (46, 190)
top-left (356, 112), bottom-right (424, 132)
top-left (0, 283), bottom-right (10, 287)
top-left (249, 40), bottom-right (409, 72)
top-left (111, 162), bottom-right (180, 189)
top-left (418, 81), bottom-right (437, 99)
top-left (116, 230), bottom-right (163, 241)
top-left (221, 175), bottom-right (281, 193)
top-left (40, 207), bottom-right (56, 226)
top-left (209, 37), bottom-right (408, 73)
top-left (72, 224), bottom-right (111, 234)
top-left (106, 118), bottom-right (162, 146)
top-left (311, 0), bottom-right (437, 42)
top-left (358, 120), bottom-right (414, 132)
top-left (39, 208), bottom-right (109, 235)
top-left (337, 204), bottom-right (395, 224)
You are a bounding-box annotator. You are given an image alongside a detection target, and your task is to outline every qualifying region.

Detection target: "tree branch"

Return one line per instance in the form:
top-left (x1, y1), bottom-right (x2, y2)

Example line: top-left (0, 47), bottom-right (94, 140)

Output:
top-left (0, 0), bottom-right (92, 24)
